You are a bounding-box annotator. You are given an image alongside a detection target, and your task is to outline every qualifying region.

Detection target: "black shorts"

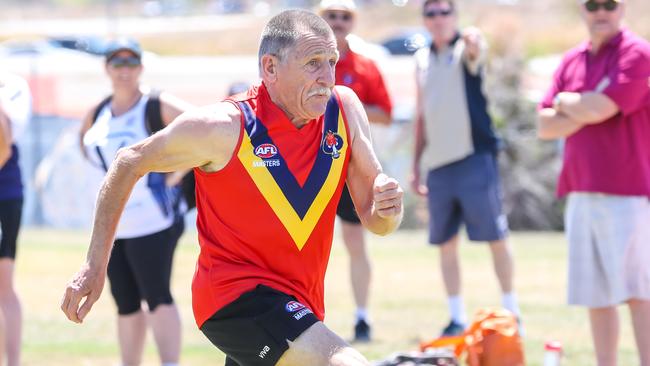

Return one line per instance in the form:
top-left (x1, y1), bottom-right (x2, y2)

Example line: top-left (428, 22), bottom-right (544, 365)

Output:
top-left (107, 219), bottom-right (184, 315)
top-left (0, 198), bottom-right (23, 259)
top-left (336, 184), bottom-right (361, 224)
top-left (201, 285), bottom-right (320, 366)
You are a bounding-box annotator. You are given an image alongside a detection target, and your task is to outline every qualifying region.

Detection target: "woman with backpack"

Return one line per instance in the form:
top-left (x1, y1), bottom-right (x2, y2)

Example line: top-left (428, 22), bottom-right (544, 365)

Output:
top-left (79, 37), bottom-right (193, 366)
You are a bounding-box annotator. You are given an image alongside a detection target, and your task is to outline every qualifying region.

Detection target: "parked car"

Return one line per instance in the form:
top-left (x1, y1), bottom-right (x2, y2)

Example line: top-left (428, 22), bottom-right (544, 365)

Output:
top-left (141, 0), bottom-right (189, 16)
top-left (207, 0), bottom-right (246, 14)
top-left (381, 28), bottom-right (430, 56)
top-left (0, 39), bottom-right (60, 57)
top-left (47, 36), bottom-right (108, 56)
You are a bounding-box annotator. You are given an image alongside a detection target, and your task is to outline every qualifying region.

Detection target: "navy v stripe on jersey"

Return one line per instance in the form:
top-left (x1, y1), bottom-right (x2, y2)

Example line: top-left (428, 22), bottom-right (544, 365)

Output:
top-left (237, 96), bottom-right (341, 220)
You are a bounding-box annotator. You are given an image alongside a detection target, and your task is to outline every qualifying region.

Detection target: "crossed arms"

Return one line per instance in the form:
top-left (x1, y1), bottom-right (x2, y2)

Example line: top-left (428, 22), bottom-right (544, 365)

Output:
top-left (537, 91), bottom-right (619, 140)
top-left (536, 48), bottom-right (650, 139)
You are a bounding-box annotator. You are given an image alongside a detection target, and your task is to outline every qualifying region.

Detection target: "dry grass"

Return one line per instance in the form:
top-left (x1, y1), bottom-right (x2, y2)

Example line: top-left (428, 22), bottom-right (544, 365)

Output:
top-left (15, 228), bottom-right (640, 365)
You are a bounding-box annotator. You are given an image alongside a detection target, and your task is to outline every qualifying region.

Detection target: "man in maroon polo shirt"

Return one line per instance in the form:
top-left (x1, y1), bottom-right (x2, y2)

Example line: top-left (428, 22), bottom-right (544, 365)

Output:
top-left (537, 1), bottom-right (650, 365)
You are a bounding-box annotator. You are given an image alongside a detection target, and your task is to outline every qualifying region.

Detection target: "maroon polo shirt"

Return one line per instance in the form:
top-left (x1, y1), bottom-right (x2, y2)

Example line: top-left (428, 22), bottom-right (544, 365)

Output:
top-left (540, 29), bottom-right (650, 198)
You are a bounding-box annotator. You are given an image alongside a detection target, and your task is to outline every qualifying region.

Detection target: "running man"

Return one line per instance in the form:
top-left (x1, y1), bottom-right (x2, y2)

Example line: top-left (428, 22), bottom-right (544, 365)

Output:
top-left (62, 10), bottom-right (403, 366)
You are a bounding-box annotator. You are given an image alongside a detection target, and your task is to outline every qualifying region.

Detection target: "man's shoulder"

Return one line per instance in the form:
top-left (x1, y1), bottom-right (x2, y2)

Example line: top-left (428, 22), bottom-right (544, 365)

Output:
top-left (332, 86), bottom-right (363, 121)
top-left (554, 43), bottom-right (588, 73)
top-left (562, 43), bottom-right (587, 61)
top-left (207, 101), bottom-right (241, 122)
top-left (227, 84), bottom-right (259, 103)
top-left (179, 102), bottom-right (241, 128)
top-left (621, 29), bottom-right (650, 46)
top-left (333, 85), bottom-right (357, 104)
top-left (619, 31), bottom-right (650, 60)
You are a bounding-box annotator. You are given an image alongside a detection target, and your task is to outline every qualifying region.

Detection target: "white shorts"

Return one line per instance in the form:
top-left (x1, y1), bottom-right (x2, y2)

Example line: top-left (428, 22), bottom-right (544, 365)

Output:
top-left (565, 193), bottom-right (650, 308)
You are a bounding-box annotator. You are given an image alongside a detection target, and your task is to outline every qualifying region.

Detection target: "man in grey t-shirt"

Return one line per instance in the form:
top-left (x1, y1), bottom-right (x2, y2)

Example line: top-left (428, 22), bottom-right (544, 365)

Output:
top-left (410, 0), bottom-right (520, 337)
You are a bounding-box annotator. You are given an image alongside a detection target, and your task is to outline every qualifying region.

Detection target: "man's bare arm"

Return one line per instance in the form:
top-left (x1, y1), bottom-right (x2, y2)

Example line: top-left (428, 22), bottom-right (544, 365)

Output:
top-left (61, 102), bottom-right (241, 323)
top-left (537, 90), bottom-right (618, 140)
top-left (158, 91), bottom-right (196, 186)
top-left (411, 69), bottom-right (428, 195)
top-left (462, 26), bottom-right (487, 75)
top-left (536, 108), bottom-right (584, 140)
top-left (554, 91), bottom-right (619, 124)
top-left (0, 103), bottom-right (11, 167)
top-left (337, 86), bottom-right (403, 236)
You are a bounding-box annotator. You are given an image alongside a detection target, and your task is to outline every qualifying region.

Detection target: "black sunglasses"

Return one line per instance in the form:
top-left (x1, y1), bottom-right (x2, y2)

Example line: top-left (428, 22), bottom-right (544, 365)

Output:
top-left (423, 8), bottom-right (453, 18)
top-left (584, 0), bottom-right (619, 12)
top-left (108, 56), bottom-right (141, 68)
top-left (326, 12), bottom-right (352, 22)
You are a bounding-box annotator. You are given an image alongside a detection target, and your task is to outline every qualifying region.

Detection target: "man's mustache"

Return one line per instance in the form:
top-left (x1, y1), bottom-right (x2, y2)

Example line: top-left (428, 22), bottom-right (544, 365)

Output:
top-left (307, 87), bottom-right (332, 98)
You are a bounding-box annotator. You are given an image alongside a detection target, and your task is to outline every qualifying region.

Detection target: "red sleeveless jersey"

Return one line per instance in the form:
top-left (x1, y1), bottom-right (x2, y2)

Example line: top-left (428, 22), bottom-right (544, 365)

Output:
top-left (192, 83), bottom-right (351, 327)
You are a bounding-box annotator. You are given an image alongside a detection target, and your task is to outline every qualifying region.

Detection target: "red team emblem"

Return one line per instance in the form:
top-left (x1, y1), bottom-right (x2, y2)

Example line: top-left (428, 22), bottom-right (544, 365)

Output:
top-left (321, 130), bottom-right (343, 159)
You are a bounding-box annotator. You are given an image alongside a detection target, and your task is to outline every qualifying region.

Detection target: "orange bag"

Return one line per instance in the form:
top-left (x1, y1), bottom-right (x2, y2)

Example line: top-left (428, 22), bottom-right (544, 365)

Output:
top-left (420, 308), bottom-right (525, 366)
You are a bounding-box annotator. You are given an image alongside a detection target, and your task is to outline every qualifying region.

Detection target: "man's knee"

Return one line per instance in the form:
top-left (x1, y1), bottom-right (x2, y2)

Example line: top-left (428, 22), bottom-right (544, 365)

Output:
top-left (276, 322), bottom-right (369, 366)
top-left (0, 259), bottom-right (16, 295)
top-left (439, 236), bottom-right (460, 254)
top-left (342, 225), bottom-right (367, 258)
top-left (329, 348), bottom-right (370, 366)
top-left (489, 239), bottom-right (513, 260)
top-left (488, 238), bottom-right (508, 249)
top-left (628, 298), bottom-right (650, 304)
top-left (627, 298), bottom-right (650, 309)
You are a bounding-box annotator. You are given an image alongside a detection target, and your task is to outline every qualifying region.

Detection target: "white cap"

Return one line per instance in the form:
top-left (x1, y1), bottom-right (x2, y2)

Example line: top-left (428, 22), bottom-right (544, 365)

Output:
top-left (318, 0), bottom-right (357, 13)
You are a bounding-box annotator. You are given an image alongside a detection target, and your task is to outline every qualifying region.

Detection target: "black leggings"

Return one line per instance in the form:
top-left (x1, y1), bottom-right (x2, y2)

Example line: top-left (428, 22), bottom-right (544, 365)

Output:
top-left (107, 219), bottom-right (184, 315)
top-left (0, 198), bottom-right (22, 259)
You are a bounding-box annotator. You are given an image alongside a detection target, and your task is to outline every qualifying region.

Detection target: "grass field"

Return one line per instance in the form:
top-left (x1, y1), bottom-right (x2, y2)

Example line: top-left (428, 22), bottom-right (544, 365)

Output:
top-left (15, 228), bottom-right (639, 365)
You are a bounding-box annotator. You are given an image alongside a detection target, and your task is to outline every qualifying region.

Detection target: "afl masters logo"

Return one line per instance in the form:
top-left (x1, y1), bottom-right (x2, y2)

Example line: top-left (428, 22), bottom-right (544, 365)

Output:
top-left (321, 130), bottom-right (344, 159)
top-left (254, 143), bottom-right (278, 159)
top-left (252, 143), bottom-right (281, 168)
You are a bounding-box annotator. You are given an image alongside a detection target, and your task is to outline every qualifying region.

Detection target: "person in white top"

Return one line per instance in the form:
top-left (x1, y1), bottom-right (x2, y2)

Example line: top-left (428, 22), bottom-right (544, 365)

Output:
top-left (78, 38), bottom-right (192, 366)
top-left (0, 71), bottom-right (31, 366)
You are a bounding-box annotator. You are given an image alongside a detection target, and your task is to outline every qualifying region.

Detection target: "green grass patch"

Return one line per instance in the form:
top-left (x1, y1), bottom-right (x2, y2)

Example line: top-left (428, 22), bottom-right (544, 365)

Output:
top-left (14, 229), bottom-right (639, 365)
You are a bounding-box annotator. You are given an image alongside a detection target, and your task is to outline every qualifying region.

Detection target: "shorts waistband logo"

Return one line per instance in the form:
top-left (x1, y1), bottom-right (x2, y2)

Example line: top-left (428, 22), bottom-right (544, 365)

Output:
top-left (285, 301), bottom-right (305, 312)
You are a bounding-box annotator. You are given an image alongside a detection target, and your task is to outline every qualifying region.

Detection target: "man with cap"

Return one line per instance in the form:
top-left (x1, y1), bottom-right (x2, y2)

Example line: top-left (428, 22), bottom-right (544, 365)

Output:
top-left (538, 1), bottom-right (650, 365)
top-left (319, 0), bottom-right (393, 343)
top-left (78, 37), bottom-right (193, 366)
